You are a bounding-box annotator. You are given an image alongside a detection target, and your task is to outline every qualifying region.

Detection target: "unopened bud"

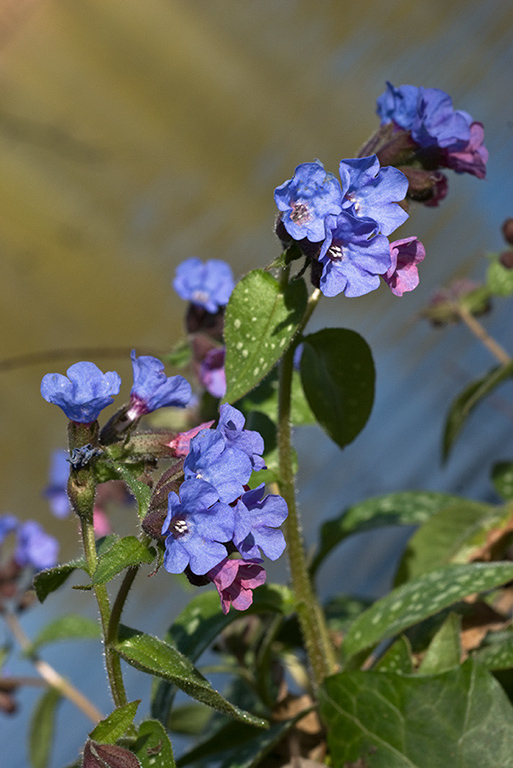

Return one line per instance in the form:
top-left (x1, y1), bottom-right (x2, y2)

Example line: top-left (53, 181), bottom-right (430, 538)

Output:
top-left (501, 218), bottom-right (513, 246)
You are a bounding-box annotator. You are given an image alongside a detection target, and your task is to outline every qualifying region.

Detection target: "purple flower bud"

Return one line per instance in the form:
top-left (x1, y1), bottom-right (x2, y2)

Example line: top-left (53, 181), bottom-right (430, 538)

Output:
top-left (274, 160), bottom-right (343, 243)
top-left (383, 237), bottom-right (426, 297)
top-left (41, 362), bottom-right (121, 423)
top-left (173, 258), bottom-right (234, 313)
top-left (442, 122), bottom-right (488, 179)
top-left (199, 347), bottom-right (226, 399)
top-left (167, 421), bottom-right (214, 457)
top-left (14, 521), bottom-right (59, 571)
top-left (128, 350), bottom-right (191, 419)
top-left (208, 557), bottom-right (266, 614)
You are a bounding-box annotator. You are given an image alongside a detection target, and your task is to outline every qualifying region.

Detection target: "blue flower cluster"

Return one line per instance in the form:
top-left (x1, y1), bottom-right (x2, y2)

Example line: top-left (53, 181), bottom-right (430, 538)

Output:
top-left (377, 83), bottom-right (488, 179)
top-left (41, 352), bottom-right (191, 424)
top-left (275, 155), bottom-right (410, 297)
top-left (161, 403), bottom-right (287, 577)
top-left (0, 514), bottom-right (59, 572)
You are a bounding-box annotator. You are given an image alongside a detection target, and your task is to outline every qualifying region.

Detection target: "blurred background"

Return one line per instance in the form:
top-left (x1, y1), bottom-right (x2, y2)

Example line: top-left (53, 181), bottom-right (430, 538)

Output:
top-left (1, 0), bottom-right (512, 764)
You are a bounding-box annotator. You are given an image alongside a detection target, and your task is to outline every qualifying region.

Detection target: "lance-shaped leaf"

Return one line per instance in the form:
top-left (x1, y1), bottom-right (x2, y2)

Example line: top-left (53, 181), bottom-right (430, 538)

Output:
top-left (89, 700), bottom-right (140, 744)
top-left (473, 630), bottom-right (513, 671)
top-left (223, 270), bottom-right (307, 403)
top-left (443, 360), bottom-right (513, 461)
top-left (91, 536), bottom-right (156, 586)
top-left (320, 661), bottom-right (513, 768)
top-left (114, 625), bottom-right (267, 727)
top-left (28, 614), bottom-right (101, 653)
top-left (311, 491), bottom-right (462, 576)
top-left (300, 328), bottom-right (374, 450)
top-left (343, 561), bottom-right (513, 660)
top-left (29, 688), bottom-right (61, 768)
top-left (418, 612), bottom-right (461, 675)
top-left (152, 585), bottom-right (294, 724)
top-left (374, 636), bottom-right (413, 674)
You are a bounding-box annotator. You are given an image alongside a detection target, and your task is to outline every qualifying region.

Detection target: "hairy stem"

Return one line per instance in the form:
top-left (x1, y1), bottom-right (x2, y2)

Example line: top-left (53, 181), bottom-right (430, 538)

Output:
top-left (277, 273), bottom-right (336, 688)
top-left (80, 517), bottom-right (129, 709)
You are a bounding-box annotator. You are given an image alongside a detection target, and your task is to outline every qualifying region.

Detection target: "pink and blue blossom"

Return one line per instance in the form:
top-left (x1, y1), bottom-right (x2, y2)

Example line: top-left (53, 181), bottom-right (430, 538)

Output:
top-left (184, 429), bottom-right (252, 504)
top-left (383, 237), bottom-right (426, 297)
top-left (208, 557), bottom-right (266, 614)
top-left (128, 350), bottom-right (191, 419)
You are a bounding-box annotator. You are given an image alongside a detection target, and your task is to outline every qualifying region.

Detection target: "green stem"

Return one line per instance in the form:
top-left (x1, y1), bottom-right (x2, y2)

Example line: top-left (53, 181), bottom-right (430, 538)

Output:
top-left (108, 566), bottom-right (139, 646)
top-left (80, 517), bottom-right (129, 710)
top-left (277, 277), bottom-right (336, 689)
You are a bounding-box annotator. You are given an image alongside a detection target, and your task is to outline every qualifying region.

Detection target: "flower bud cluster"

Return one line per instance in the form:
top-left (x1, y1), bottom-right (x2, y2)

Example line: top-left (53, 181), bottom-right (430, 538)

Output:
top-left (158, 404), bottom-right (288, 613)
top-left (373, 82), bottom-right (488, 205)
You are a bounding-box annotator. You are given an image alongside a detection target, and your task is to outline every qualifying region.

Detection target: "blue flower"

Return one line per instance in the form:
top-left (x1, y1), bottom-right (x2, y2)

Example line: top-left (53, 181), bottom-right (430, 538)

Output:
top-left (339, 155), bottom-right (409, 237)
top-left (15, 520), bottom-right (59, 571)
top-left (274, 160), bottom-right (343, 243)
top-left (41, 362), bottom-right (121, 423)
top-left (128, 350), bottom-right (191, 419)
top-left (216, 404), bottom-right (265, 472)
top-left (184, 429), bottom-right (252, 504)
top-left (44, 450), bottom-right (71, 518)
top-left (161, 479), bottom-right (234, 575)
top-left (318, 212), bottom-right (391, 298)
top-left (173, 258), bottom-right (234, 313)
top-left (233, 485), bottom-right (288, 561)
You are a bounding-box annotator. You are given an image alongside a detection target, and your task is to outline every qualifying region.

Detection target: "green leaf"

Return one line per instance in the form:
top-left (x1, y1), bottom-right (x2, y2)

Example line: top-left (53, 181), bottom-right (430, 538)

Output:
top-left (114, 625), bottom-right (267, 727)
top-left (311, 491), bottom-right (462, 577)
top-left (166, 703), bottom-right (212, 735)
top-left (419, 613), bottom-right (461, 674)
top-left (300, 328), bottom-right (375, 450)
top-left (34, 535), bottom-right (118, 602)
top-left (443, 361), bottom-right (513, 461)
top-left (237, 367), bottom-right (315, 427)
top-left (34, 560), bottom-right (85, 603)
top-left (91, 536), bottom-right (156, 586)
top-left (152, 585), bottom-right (293, 724)
top-left (473, 630), bottom-right (513, 671)
top-left (89, 700), bottom-right (140, 744)
top-left (223, 270), bottom-right (307, 403)
top-left (320, 661), bottom-right (513, 767)
top-left (395, 499), bottom-right (496, 584)
top-left (487, 256), bottom-right (513, 296)
top-left (133, 720), bottom-right (175, 768)
top-left (492, 462), bottom-right (513, 500)
top-left (343, 562), bottom-right (513, 661)
top-left (375, 636), bottom-right (413, 674)
top-left (29, 688), bottom-right (61, 768)
top-left (163, 339), bottom-right (192, 369)
top-left (28, 614), bottom-right (101, 653)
